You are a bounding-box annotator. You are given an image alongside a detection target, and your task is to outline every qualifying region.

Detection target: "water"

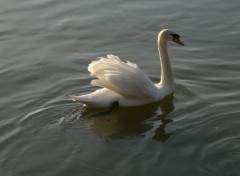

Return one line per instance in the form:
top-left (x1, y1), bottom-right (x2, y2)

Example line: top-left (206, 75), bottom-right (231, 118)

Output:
top-left (1, 0), bottom-right (240, 175)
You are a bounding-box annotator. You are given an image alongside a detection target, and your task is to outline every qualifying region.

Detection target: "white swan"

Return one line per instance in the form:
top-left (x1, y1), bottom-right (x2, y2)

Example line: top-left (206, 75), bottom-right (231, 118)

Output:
top-left (71, 29), bottom-right (184, 108)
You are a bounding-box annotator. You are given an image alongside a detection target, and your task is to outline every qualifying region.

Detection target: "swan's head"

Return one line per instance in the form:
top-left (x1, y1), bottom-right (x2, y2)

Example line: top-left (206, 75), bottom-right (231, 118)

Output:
top-left (158, 29), bottom-right (184, 46)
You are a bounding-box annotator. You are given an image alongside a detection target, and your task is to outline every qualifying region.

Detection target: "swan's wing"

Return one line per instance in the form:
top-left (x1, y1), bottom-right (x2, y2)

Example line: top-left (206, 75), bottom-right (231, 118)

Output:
top-left (88, 55), bottom-right (158, 99)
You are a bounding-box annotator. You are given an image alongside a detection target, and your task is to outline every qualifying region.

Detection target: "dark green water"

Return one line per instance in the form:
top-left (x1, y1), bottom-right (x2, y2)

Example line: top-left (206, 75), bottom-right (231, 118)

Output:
top-left (0, 0), bottom-right (240, 175)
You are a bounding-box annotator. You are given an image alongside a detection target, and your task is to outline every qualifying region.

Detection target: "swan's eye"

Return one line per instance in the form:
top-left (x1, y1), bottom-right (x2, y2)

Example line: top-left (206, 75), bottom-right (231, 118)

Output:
top-left (171, 33), bottom-right (184, 46)
top-left (170, 34), bottom-right (180, 40)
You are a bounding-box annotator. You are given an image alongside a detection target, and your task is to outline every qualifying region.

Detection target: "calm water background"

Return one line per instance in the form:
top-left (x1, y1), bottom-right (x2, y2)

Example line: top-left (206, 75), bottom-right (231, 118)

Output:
top-left (0, 0), bottom-right (240, 175)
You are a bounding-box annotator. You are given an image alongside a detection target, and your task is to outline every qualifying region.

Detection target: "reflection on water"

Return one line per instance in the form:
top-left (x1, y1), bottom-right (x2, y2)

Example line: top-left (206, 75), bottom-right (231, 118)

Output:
top-left (66, 95), bottom-right (174, 142)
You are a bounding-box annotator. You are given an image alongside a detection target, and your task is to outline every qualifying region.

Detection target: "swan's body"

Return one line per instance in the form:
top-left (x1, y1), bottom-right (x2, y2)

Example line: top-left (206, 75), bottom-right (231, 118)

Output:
top-left (71, 29), bottom-right (184, 108)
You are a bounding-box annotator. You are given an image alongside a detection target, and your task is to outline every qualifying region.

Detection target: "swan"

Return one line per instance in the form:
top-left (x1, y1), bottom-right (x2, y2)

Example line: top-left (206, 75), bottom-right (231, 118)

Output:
top-left (71, 29), bottom-right (184, 109)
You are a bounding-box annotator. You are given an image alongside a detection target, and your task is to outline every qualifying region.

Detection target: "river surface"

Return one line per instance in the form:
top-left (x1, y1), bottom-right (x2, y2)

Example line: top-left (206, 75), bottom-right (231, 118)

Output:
top-left (0, 0), bottom-right (240, 175)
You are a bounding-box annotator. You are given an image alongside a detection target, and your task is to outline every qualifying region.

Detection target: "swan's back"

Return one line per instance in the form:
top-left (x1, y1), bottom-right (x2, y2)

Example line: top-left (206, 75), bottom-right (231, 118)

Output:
top-left (88, 55), bottom-right (158, 99)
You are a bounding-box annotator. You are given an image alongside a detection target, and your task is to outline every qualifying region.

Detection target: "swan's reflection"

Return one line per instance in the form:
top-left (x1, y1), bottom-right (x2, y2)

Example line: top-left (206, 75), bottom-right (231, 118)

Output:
top-left (80, 94), bottom-right (174, 142)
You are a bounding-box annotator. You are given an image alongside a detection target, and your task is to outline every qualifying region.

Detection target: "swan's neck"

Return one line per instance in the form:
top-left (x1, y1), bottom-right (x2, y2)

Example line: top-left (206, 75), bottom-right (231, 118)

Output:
top-left (158, 39), bottom-right (173, 86)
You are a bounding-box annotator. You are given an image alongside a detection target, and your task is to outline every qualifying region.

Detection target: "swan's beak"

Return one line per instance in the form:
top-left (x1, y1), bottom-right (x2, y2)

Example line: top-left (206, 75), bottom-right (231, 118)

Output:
top-left (173, 38), bottom-right (184, 46)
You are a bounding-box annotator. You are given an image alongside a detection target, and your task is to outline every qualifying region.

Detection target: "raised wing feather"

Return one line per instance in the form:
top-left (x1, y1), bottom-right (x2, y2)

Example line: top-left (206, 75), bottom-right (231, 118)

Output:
top-left (88, 55), bottom-right (158, 99)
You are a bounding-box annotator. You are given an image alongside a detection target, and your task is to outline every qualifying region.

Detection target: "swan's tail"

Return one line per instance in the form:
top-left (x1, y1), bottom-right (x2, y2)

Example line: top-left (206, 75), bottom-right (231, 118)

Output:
top-left (70, 95), bottom-right (81, 101)
top-left (69, 94), bottom-right (103, 107)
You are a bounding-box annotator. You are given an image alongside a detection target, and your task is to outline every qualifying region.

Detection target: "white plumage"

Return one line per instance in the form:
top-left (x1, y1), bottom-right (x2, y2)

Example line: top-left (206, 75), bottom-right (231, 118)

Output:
top-left (71, 29), bottom-right (184, 108)
top-left (89, 55), bottom-right (158, 99)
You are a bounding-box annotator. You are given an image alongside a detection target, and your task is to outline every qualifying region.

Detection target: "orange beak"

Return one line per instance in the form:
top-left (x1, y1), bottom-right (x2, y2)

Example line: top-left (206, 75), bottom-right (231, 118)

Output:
top-left (173, 38), bottom-right (184, 46)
